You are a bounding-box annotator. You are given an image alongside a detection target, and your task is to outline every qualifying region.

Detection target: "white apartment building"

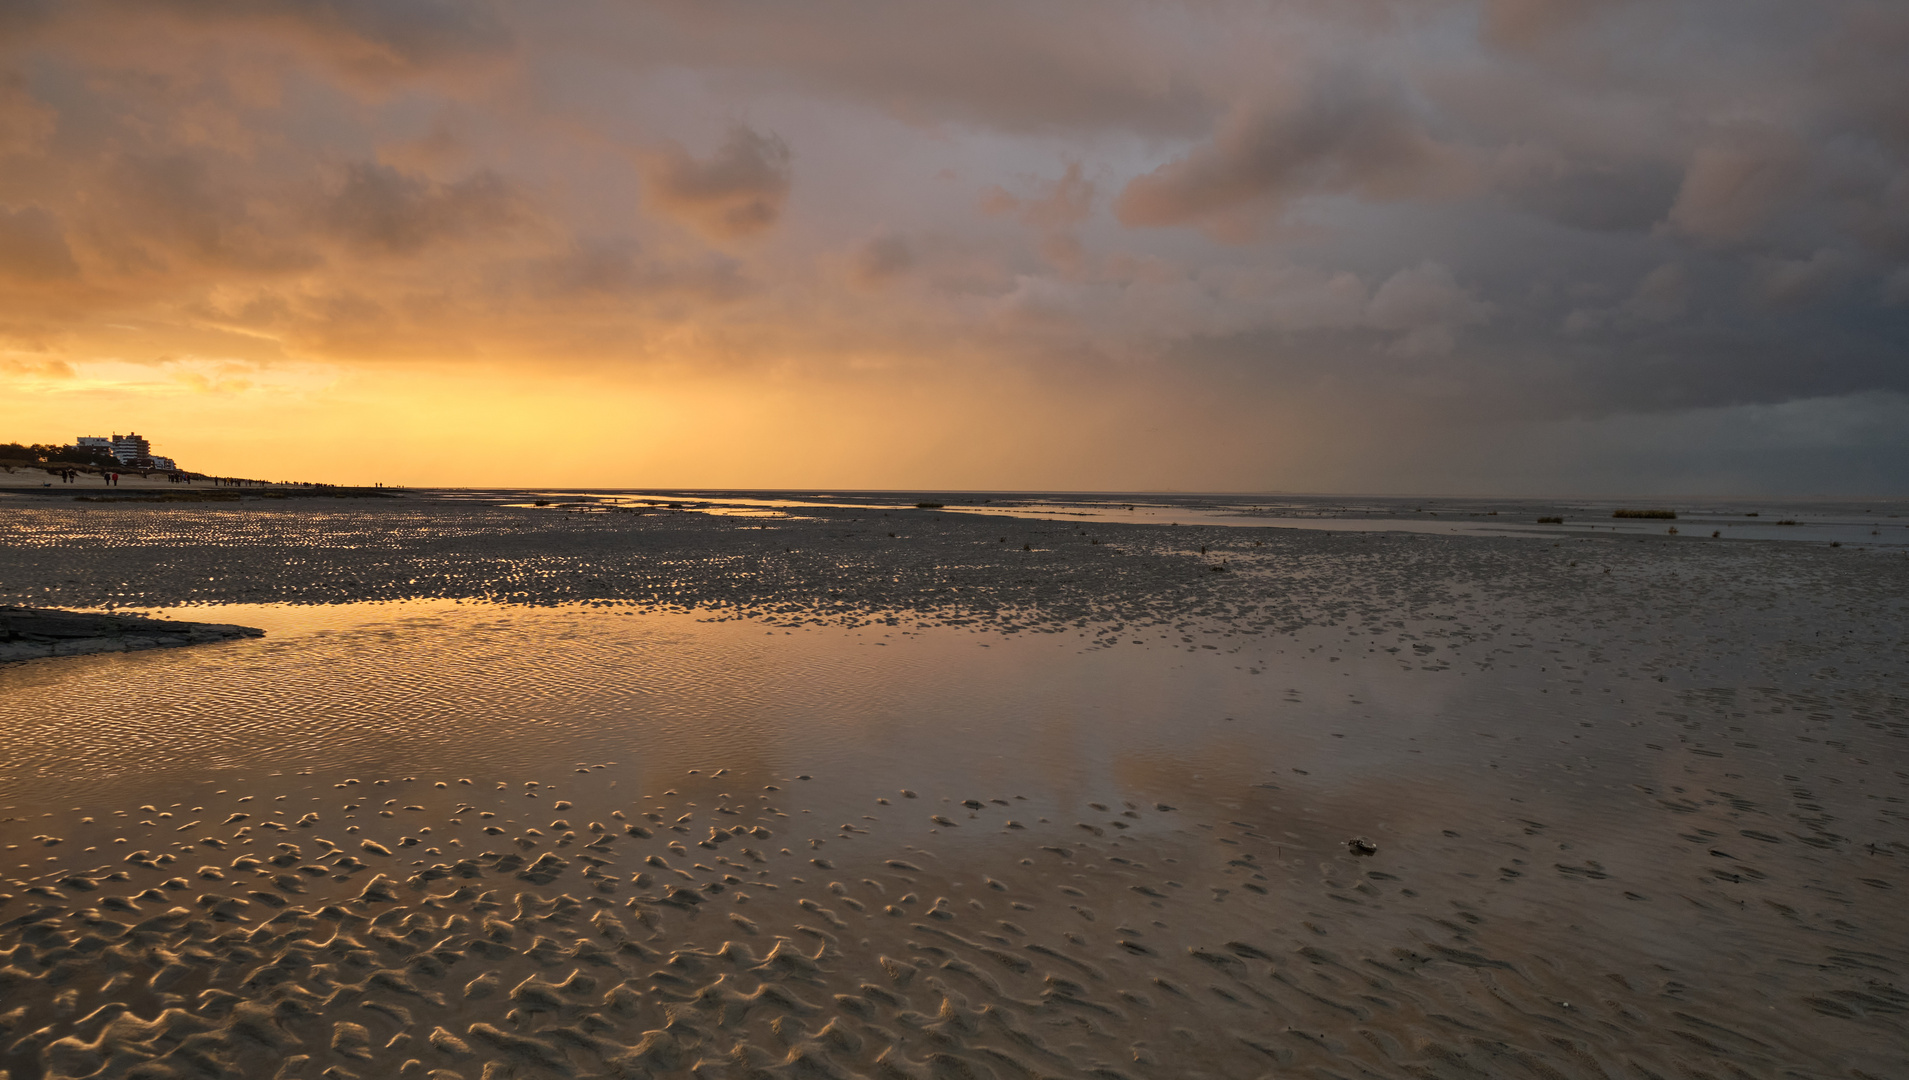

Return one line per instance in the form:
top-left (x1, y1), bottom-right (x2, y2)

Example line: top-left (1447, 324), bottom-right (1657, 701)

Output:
top-left (76, 433), bottom-right (157, 465)
top-left (110, 433), bottom-right (150, 463)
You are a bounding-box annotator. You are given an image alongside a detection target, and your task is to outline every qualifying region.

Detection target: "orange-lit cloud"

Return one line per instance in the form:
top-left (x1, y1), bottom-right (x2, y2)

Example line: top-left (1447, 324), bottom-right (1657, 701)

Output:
top-left (2, 0), bottom-right (1907, 493)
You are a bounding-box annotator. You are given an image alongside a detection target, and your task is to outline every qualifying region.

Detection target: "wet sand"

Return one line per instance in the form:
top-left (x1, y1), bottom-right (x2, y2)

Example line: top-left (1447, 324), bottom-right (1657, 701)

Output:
top-left (1, 498), bottom-right (1905, 1079)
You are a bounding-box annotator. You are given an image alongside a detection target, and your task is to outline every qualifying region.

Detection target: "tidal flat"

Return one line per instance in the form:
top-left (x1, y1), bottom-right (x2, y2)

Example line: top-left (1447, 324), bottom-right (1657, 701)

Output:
top-left (0, 494), bottom-right (1905, 1080)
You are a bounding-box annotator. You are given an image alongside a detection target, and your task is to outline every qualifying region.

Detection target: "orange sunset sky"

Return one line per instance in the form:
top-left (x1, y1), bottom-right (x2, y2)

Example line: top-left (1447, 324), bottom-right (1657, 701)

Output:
top-left (3, 1), bottom-right (1907, 492)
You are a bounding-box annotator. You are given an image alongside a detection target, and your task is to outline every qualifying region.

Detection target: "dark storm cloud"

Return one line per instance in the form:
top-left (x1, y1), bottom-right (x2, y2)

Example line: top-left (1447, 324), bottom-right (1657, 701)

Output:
top-left (127, 0), bottom-right (511, 69)
top-left (1664, 128), bottom-right (1809, 245)
top-left (565, 0), bottom-right (1219, 137)
top-left (323, 163), bottom-right (525, 256)
top-left (1114, 72), bottom-right (1463, 239)
top-left (529, 241), bottom-right (753, 304)
top-left (0, 0), bottom-right (54, 34)
top-left (0, 72), bottom-right (55, 156)
top-left (645, 127), bottom-right (793, 240)
top-left (1478, 0), bottom-right (1639, 49)
top-left (99, 153), bottom-right (320, 274)
top-left (1812, 3), bottom-right (1909, 145)
top-left (851, 233), bottom-right (914, 288)
top-left (1493, 153), bottom-right (1680, 233)
top-left (0, 205), bottom-right (79, 280)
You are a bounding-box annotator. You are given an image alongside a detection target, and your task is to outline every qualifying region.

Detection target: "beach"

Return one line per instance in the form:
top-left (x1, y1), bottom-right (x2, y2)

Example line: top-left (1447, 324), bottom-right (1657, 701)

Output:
top-left (1, 493), bottom-right (1905, 1080)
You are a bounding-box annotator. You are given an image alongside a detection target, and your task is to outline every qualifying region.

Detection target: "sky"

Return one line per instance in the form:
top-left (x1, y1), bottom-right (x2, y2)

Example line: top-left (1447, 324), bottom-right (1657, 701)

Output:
top-left (2, 0), bottom-right (1906, 493)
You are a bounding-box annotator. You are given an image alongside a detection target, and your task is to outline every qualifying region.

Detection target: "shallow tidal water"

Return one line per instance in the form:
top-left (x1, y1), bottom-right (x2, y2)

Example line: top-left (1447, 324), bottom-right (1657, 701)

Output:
top-left (1, 498), bottom-right (1906, 1080)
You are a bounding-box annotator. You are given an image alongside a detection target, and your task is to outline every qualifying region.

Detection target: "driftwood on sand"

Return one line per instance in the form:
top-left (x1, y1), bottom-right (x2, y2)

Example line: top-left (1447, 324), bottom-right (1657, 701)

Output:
top-left (0, 605), bottom-right (263, 662)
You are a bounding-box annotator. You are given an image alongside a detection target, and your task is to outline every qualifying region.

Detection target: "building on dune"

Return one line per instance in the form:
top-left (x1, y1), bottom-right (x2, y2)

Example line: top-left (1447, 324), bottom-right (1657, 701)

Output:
top-left (74, 432), bottom-right (177, 471)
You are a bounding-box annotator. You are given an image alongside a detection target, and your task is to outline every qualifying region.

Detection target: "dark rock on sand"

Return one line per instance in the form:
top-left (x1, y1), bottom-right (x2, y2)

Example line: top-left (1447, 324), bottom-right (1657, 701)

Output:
top-left (0, 605), bottom-right (263, 662)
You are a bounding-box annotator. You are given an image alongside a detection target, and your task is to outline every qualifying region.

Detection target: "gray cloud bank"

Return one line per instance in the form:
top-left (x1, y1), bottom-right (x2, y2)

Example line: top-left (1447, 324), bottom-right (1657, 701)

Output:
top-left (2, 0), bottom-right (1906, 492)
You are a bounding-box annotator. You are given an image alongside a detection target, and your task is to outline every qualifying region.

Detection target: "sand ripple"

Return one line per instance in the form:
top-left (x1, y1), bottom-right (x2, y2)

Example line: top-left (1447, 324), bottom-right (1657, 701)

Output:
top-left (5, 758), bottom-right (1906, 1080)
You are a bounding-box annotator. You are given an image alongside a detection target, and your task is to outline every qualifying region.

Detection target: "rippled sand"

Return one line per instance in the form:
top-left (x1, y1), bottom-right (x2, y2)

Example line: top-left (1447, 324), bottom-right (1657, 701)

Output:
top-left (2, 499), bottom-right (1906, 1079)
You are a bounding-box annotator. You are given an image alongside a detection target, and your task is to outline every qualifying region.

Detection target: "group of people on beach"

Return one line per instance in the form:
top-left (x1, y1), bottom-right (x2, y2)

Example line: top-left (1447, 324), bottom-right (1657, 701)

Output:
top-left (44, 469), bottom-right (115, 484)
top-left (40, 469), bottom-right (222, 487)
